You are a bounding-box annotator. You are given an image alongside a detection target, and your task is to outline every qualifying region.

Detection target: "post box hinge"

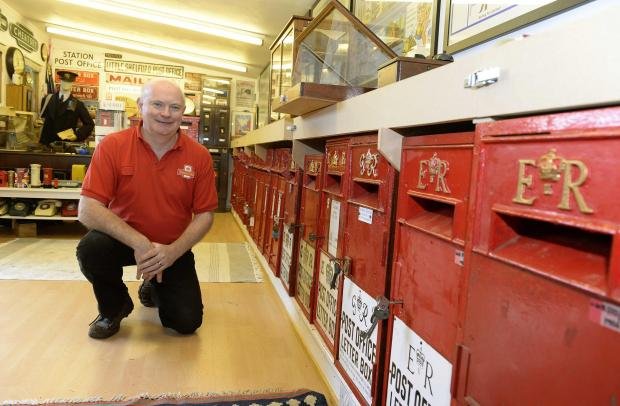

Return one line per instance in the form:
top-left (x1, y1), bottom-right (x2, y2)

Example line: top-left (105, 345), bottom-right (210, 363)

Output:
top-left (330, 256), bottom-right (351, 289)
top-left (464, 67), bottom-right (500, 89)
top-left (360, 295), bottom-right (403, 341)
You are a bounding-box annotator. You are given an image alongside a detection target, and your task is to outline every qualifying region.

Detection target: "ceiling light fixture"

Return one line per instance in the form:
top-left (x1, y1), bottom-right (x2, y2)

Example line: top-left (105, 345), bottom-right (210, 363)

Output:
top-left (46, 26), bottom-right (247, 73)
top-left (58, 0), bottom-right (264, 46)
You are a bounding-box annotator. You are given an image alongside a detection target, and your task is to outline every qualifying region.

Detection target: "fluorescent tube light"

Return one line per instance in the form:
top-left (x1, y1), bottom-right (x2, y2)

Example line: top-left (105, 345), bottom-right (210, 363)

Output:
top-left (47, 26), bottom-right (247, 73)
top-left (58, 0), bottom-right (264, 46)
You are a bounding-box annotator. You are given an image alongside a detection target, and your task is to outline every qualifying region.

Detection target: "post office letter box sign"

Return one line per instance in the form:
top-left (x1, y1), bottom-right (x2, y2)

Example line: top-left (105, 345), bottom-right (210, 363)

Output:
top-left (339, 278), bottom-right (379, 405)
top-left (316, 250), bottom-right (340, 346)
top-left (386, 317), bottom-right (452, 406)
top-left (280, 225), bottom-right (295, 290)
top-left (296, 238), bottom-right (315, 315)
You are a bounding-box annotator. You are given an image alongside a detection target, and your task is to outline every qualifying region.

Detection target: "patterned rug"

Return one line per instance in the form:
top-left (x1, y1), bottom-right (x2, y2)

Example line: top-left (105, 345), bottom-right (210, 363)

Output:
top-left (0, 238), bottom-right (262, 282)
top-left (3, 389), bottom-right (327, 406)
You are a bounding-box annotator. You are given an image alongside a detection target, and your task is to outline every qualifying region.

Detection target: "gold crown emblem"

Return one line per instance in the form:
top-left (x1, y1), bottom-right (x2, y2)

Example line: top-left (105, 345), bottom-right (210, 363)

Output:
top-left (537, 149), bottom-right (565, 181)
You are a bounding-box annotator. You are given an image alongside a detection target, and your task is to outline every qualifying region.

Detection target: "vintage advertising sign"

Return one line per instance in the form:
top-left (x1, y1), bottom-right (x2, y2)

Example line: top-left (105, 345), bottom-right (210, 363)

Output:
top-left (54, 50), bottom-right (104, 70)
top-left (280, 223), bottom-right (294, 289)
top-left (316, 251), bottom-right (339, 345)
top-left (105, 59), bottom-right (184, 79)
top-left (339, 278), bottom-right (378, 404)
top-left (296, 239), bottom-right (315, 313)
top-left (9, 22), bottom-right (37, 52)
top-left (54, 69), bottom-right (99, 101)
top-left (386, 317), bottom-right (452, 406)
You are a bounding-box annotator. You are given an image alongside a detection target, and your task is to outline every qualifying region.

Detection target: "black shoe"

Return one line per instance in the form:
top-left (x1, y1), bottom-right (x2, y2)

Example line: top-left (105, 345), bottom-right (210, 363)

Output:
top-left (88, 298), bottom-right (134, 339)
top-left (138, 280), bottom-right (157, 308)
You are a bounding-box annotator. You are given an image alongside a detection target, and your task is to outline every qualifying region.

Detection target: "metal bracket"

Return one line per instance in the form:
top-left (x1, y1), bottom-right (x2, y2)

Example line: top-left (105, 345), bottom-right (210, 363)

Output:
top-left (464, 67), bottom-right (500, 89)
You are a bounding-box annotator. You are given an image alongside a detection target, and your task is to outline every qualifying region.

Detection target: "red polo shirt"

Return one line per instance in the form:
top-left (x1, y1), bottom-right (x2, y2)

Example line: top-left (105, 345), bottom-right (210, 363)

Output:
top-left (81, 124), bottom-right (218, 244)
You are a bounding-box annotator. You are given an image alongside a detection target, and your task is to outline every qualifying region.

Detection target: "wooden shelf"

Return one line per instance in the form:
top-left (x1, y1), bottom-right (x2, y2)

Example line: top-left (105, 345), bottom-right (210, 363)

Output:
top-left (0, 215), bottom-right (78, 221)
top-left (0, 187), bottom-right (82, 200)
top-left (231, 118), bottom-right (295, 148)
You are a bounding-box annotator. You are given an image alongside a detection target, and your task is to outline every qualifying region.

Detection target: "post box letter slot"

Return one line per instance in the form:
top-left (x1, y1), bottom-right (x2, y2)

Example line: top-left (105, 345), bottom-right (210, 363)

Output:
top-left (304, 174), bottom-right (318, 190)
top-left (488, 211), bottom-right (612, 296)
top-left (403, 193), bottom-right (457, 241)
top-left (349, 179), bottom-right (381, 210)
top-left (324, 173), bottom-right (343, 195)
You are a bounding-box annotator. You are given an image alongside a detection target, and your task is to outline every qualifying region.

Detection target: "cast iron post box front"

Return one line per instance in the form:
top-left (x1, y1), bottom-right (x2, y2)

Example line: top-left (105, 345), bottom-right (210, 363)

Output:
top-left (295, 154), bottom-right (325, 322)
top-left (264, 148), bottom-right (293, 276)
top-left (279, 156), bottom-right (303, 296)
top-left (258, 149), bottom-right (276, 254)
top-left (314, 137), bottom-right (352, 356)
top-left (382, 132), bottom-right (475, 406)
top-left (337, 134), bottom-right (397, 406)
top-left (244, 163), bottom-right (258, 230)
top-left (249, 151), bottom-right (273, 249)
top-left (458, 106), bottom-right (620, 405)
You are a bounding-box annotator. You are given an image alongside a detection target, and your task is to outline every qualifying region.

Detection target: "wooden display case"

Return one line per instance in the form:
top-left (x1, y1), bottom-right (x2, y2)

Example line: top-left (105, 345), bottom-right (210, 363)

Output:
top-left (273, 0), bottom-right (396, 117)
top-left (269, 15), bottom-right (313, 123)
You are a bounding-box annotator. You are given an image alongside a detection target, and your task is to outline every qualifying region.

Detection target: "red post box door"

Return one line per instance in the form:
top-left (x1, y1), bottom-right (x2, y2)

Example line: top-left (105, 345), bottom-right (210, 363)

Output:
top-left (461, 107), bottom-right (620, 405)
top-left (251, 170), bottom-right (268, 246)
top-left (266, 175), bottom-right (287, 275)
top-left (280, 169), bottom-right (302, 296)
top-left (314, 138), bottom-right (351, 354)
top-left (261, 172), bottom-right (279, 257)
top-left (343, 136), bottom-right (396, 298)
top-left (391, 133), bottom-right (475, 359)
top-left (339, 135), bottom-right (397, 405)
top-left (295, 154), bottom-right (324, 320)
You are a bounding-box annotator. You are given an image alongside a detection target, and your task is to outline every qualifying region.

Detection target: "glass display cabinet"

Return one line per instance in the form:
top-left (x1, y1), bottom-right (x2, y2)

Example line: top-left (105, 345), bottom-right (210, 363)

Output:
top-left (200, 76), bottom-right (231, 148)
top-left (273, 0), bottom-right (397, 117)
top-left (270, 15), bottom-right (313, 123)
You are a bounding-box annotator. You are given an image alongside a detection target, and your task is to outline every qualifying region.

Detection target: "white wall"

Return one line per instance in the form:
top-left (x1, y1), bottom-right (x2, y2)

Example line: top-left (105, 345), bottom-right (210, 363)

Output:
top-left (0, 0), bottom-right (49, 107)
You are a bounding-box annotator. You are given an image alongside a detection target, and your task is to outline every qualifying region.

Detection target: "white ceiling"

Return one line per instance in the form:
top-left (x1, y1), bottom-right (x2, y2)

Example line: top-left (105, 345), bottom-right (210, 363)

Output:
top-left (5, 0), bottom-right (316, 78)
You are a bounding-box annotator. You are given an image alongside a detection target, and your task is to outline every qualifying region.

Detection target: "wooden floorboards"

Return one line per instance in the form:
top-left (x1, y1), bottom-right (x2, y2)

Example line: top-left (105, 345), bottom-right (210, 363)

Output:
top-left (0, 213), bottom-right (334, 403)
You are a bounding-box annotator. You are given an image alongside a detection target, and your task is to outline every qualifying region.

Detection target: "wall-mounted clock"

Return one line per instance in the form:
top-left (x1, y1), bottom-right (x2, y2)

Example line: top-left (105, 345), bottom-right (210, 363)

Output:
top-left (6, 47), bottom-right (25, 78)
top-left (40, 43), bottom-right (49, 62)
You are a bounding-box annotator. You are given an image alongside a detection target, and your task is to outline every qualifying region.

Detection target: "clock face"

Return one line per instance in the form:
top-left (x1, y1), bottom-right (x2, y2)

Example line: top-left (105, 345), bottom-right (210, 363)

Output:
top-left (40, 43), bottom-right (49, 62)
top-left (6, 47), bottom-right (25, 78)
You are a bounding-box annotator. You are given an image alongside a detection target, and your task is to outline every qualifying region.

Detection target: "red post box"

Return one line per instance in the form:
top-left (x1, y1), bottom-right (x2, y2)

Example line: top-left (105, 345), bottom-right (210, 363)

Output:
top-left (457, 106), bottom-right (620, 405)
top-left (295, 154), bottom-right (325, 322)
top-left (279, 155), bottom-right (303, 296)
top-left (249, 151), bottom-right (273, 248)
top-left (314, 137), bottom-right (352, 356)
top-left (243, 164), bottom-right (258, 229)
top-left (264, 148), bottom-right (293, 276)
top-left (382, 132), bottom-right (475, 406)
top-left (337, 134), bottom-right (397, 405)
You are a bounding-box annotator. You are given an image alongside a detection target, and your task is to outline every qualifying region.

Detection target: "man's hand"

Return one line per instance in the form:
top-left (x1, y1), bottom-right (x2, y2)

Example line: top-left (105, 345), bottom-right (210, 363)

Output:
top-left (135, 243), bottom-right (181, 283)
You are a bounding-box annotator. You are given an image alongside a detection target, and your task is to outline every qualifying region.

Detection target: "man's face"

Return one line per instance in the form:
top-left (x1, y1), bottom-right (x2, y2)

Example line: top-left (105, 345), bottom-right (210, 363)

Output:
top-left (60, 80), bottom-right (73, 92)
top-left (139, 82), bottom-right (184, 139)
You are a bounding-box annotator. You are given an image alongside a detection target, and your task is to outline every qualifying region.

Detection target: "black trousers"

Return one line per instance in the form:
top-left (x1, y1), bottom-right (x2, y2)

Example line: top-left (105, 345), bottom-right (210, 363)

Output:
top-left (76, 230), bottom-right (203, 334)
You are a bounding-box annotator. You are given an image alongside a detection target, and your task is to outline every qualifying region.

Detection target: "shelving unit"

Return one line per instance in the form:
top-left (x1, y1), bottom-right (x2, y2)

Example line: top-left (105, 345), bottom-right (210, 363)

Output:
top-left (0, 187), bottom-right (81, 222)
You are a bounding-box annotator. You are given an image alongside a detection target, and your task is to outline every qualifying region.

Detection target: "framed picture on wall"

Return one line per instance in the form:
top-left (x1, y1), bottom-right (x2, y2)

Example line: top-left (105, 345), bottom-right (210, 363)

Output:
top-left (354, 0), bottom-right (440, 57)
top-left (232, 110), bottom-right (253, 137)
top-left (443, 0), bottom-right (591, 53)
top-left (235, 80), bottom-right (255, 109)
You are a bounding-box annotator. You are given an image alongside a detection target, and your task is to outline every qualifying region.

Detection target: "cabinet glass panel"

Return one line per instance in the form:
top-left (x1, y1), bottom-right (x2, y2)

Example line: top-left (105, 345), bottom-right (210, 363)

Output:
top-left (270, 43), bottom-right (283, 121)
top-left (281, 26), bottom-right (295, 98)
top-left (354, 0), bottom-right (437, 57)
top-left (257, 65), bottom-right (270, 128)
top-left (295, 4), bottom-right (394, 88)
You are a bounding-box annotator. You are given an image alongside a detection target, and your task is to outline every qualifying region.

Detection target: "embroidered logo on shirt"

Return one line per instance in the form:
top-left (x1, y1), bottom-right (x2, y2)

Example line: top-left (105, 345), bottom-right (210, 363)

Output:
top-left (177, 164), bottom-right (195, 179)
